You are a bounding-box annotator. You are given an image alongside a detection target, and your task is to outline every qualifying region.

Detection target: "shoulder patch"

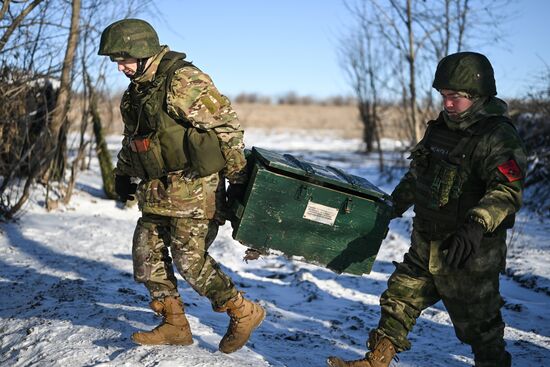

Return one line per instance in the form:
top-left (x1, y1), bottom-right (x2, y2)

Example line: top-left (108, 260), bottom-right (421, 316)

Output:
top-left (497, 159), bottom-right (522, 182)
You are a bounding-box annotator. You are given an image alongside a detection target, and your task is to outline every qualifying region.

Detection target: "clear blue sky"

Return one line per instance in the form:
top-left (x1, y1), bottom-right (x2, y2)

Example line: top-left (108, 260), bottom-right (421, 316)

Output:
top-left (128, 0), bottom-right (550, 99)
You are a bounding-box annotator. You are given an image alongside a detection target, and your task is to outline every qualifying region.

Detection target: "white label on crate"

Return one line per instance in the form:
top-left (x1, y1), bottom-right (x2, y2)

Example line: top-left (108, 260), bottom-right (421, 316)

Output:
top-left (303, 200), bottom-right (339, 226)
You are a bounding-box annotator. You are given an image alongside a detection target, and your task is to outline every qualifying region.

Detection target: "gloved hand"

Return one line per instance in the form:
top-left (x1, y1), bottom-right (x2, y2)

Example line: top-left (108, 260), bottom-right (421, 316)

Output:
top-left (441, 221), bottom-right (485, 268)
top-left (389, 203), bottom-right (402, 220)
top-left (149, 178), bottom-right (167, 201)
top-left (115, 175), bottom-right (137, 202)
top-left (227, 183), bottom-right (247, 203)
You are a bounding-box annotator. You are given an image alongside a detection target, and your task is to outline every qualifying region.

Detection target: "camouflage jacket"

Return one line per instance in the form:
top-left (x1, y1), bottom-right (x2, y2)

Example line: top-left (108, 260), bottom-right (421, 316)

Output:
top-left (391, 97), bottom-right (527, 235)
top-left (115, 46), bottom-right (247, 218)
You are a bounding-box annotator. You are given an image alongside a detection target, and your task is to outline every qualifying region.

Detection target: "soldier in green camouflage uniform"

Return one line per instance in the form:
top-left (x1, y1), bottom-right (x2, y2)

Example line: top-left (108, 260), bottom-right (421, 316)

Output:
top-left (98, 19), bottom-right (264, 353)
top-left (328, 52), bottom-right (526, 367)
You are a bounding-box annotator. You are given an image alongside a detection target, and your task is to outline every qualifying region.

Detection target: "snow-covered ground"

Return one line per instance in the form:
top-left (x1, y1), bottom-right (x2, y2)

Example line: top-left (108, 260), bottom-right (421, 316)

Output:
top-left (1, 130), bottom-right (548, 367)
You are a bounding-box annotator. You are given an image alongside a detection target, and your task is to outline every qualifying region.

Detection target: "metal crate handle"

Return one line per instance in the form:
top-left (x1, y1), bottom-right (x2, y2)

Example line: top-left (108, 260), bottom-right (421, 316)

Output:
top-left (283, 154), bottom-right (315, 176)
top-left (326, 165), bottom-right (360, 188)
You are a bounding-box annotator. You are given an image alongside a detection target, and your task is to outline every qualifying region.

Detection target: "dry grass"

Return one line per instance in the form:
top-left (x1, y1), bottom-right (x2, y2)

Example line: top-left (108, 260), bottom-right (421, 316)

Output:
top-left (71, 97), bottom-right (410, 140)
top-left (233, 103), bottom-right (363, 139)
top-left (234, 103), bottom-right (412, 140)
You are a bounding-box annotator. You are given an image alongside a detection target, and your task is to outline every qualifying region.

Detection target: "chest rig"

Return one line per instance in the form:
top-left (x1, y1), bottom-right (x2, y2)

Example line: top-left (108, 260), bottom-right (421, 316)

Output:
top-left (413, 115), bottom-right (510, 237)
top-left (120, 51), bottom-right (194, 180)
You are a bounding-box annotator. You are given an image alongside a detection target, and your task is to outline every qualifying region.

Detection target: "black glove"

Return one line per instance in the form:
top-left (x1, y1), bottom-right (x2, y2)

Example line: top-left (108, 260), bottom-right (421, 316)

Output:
top-left (441, 221), bottom-right (485, 269)
top-left (227, 183), bottom-right (247, 203)
top-left (115, 175), bottom-right (137, 202)
top-left (389, 200), bottom-right (402, 220)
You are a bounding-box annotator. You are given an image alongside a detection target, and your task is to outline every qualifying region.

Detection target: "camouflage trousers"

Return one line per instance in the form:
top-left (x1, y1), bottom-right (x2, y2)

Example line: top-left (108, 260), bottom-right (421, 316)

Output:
top-left (375, 228), bottom-right (509, 366)
top-left (132, 212), bottom-right (237, 309)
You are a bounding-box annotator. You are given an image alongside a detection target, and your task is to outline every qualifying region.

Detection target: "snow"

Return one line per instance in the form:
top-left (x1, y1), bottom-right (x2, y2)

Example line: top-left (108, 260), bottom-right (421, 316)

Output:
top-left (1, 130), bottom-right (549, 367)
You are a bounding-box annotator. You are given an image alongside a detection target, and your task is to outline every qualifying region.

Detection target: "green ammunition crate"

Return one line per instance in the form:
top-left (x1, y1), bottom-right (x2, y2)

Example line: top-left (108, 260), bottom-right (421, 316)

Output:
top-left (231, 147), bottom-right (393, 275)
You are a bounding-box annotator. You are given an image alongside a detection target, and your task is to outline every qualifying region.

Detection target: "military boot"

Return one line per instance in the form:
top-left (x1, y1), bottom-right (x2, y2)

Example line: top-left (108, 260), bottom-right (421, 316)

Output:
top-left (217, 292), bottom-right (265, 353)
top-left (132, 296), bottom-right (193, 345)
top-left (327, 337), bottom-right (397, 367)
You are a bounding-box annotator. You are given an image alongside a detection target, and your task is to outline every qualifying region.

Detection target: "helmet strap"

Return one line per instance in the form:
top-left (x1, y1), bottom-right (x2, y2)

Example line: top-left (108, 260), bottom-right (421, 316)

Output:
top-left (132, 57), bottom-right (149, 79)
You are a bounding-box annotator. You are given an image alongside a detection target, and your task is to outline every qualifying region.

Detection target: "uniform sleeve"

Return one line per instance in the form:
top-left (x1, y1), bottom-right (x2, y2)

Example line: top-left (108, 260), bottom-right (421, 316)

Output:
top-left (113, 137), bottom-right (134, 177)
top-left (114, 91), bottom-right (136, 177)
top-left (166, 66), bottom-right (247, 183)
top-left (390, 170), bottom-right (416, 217)
top-left (468, 123), bottom-right (527, 232)
top-left (389, 134), bottom-right (433, 217)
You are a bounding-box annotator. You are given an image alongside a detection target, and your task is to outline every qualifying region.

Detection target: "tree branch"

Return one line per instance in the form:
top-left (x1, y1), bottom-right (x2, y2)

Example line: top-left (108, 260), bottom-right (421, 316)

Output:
top-left (0, 0), bottom-right (43, 52)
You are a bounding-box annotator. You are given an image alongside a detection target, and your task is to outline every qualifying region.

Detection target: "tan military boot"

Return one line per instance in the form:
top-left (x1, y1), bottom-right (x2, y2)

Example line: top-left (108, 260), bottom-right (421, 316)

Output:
top-left (326, 337), bottom-right (397, 367)
top-left (217, 292), bottom-right (266, 353)
top-left (132, 296), bottom-right (193, 345)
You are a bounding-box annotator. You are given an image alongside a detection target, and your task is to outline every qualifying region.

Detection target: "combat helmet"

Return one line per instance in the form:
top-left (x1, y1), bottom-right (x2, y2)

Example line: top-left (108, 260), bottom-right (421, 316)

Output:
top-left (98, 18), bottom-right (161, 60)
top-left (432, 52), bottom-right (497, 96)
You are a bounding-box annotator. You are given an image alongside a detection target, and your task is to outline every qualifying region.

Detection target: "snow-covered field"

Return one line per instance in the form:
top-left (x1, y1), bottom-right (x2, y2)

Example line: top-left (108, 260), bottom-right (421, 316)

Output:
top-left (1, 130), bottom-right (548, 367)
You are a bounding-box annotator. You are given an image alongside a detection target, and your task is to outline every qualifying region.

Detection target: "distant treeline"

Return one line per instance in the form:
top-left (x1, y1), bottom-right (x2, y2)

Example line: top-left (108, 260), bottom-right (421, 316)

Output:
top-left (232, 91), bottom-right (356, 106)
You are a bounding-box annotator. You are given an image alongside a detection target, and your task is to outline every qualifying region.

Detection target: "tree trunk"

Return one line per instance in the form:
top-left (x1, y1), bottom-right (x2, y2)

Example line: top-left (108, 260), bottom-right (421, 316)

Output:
top-left (359, 101), bottom-right (375, 152)
top-left (406, 0), bottom-right (421, 144)
top-left (87, 74), bottom-right (117, 200)
top-left (366, 47), bottom-right (383, 171)
top-left (62, 140), bottom-right (89, 205)
top-left (456, 0), bottom-right (470, 51)
top-left (371, 102), bottom-right (384, 172)
top-left (44, 0), bottom-right (81, 180)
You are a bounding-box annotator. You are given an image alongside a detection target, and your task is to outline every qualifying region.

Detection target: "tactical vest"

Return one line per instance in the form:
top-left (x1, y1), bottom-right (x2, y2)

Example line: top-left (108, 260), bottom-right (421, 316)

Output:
top-left (120, 51), bottom-right (194, 180)
top-left (413, 116), bottom-right (515, 237)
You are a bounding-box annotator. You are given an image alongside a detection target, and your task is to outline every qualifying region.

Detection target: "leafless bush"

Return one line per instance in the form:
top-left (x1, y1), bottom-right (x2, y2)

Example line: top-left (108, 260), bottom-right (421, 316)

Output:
top-left (233, 91), bottom-right (356, 107)
top-left (234, 92), bottom-right (272, 104)
top-left (275, 91), bottom-right (356, 106)
top-left (319, 95), bottom-right (356, 106)
top-left (277, 91), bottom-right (301, 105)
top-left (0, 0), bottom-right (154, 219)
top-left (511, 68), bottom-right (550, 215)
top-left (340, 0), bottom-right (513, 154)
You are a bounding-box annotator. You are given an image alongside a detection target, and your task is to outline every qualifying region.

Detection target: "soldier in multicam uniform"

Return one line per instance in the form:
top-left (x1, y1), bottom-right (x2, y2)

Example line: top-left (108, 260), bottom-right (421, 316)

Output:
top-left (98, 18), bottom-right (264, 353)
top-left (327, 52), bottom-right (527, 367)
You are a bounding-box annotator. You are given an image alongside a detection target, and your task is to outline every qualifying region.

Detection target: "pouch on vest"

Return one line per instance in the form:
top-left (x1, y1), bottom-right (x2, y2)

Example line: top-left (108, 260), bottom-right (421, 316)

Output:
top-left (129, 133), bottom-right (166, 179)
top-left (159, 122), bottom-right (188, 172)
top-left (185, 127), bottom-right (226, 177)
top-left (430, 159), bottom-right (460, 208)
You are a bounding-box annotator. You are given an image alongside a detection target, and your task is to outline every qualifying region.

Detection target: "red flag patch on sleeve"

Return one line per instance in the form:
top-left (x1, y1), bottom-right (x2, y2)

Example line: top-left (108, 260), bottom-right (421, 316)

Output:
top-left (497, 159), bottom-right (522, 182)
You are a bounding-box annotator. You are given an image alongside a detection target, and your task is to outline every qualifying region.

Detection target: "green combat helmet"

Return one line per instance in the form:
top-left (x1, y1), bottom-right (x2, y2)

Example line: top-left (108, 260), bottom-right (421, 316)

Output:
top-left (98, 18), bottom-right (161, 60)
top-left (432, 52), bottom-right (497, 96)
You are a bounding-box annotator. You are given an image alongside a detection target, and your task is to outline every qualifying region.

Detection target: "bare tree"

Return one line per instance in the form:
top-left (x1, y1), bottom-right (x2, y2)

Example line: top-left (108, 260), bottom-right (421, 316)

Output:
top-left (340, 0), bottom-right (512, 148)
top-left (339, 2), bottom-right (385, 171)
top-left (0, 0), bottom-right (44, 53)
top-left (0, 0), bottom-right (154, 219)
top-left (43, 0), bottom-right (81, 186)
